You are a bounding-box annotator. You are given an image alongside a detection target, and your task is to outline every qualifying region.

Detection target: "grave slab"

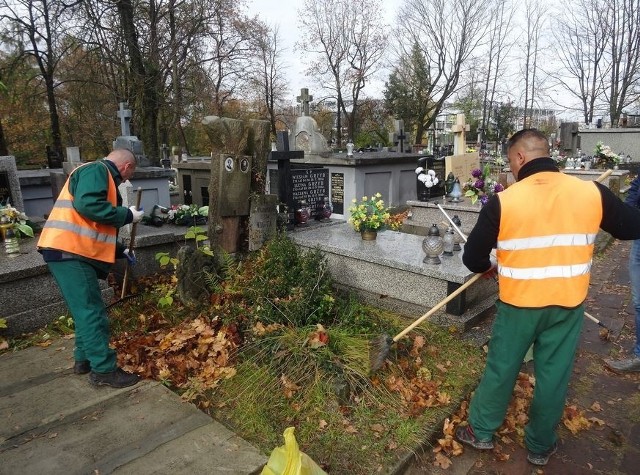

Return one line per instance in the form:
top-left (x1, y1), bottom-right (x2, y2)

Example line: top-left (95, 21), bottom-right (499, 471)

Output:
top-left (290, 222), bottom-right (497, 329)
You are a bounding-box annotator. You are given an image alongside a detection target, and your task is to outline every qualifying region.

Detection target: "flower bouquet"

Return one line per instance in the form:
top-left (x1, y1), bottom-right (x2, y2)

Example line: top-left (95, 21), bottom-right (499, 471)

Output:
top-left (349, 193), bottom-right (390, 232)
top-left (594, 141), bottom-right (620, 169)
top-left (167, 204), bottom-right (209, 225)
top-left (415, 167), bottom-right (439, 189)
top-left (0, 202), bottom-right (34, 238)
top-left (463, 164), bottom-right (504, 205)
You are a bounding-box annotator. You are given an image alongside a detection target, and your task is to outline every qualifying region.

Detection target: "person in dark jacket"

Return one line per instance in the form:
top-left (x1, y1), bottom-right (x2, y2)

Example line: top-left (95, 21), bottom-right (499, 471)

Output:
top-left (456, 129), bottom-right (640, 466)
top-left (38, 148), bottom-right (144, 388)
top-left (605, 174), bottom-right (640, 372)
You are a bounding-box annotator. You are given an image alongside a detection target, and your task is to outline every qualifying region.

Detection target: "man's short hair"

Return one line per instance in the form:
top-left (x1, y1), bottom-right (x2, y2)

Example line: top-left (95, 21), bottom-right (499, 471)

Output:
top-left (507, 129), bottom-right (548, 152)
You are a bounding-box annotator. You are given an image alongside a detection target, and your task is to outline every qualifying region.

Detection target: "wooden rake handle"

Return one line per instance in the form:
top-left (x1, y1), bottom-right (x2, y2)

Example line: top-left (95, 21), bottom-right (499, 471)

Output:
top-left (393, 273), bottom-right (483, 343)
top-left (121, 187), bottom-right (143, 299)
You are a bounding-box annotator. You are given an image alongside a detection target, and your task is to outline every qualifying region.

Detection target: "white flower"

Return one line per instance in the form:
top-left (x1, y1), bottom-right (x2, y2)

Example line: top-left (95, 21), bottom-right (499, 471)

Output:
top-left (415, 167), bottom-right (424, 175)
top-left (417, 173), bottom-right (428, 183)
top-left (427, 169), bottom-right (436, 177)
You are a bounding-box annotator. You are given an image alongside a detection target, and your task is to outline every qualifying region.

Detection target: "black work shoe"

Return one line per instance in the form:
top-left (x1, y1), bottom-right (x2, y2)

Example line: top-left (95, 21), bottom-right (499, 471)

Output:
top-left (73, 360), bottom-right (91, 374)
top-left (604, 356), bottom-right (640, 373)
top-left (89, 368), bottom-right (140, 388)
top-left (527, 442), bottom-right (558, 466)
top-left (455, 424), bottom-right (494, 450)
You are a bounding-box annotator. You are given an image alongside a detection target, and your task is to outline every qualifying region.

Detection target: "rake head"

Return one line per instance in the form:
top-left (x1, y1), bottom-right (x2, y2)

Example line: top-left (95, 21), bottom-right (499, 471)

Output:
top-left (369, 334), bottom-right (394, 373)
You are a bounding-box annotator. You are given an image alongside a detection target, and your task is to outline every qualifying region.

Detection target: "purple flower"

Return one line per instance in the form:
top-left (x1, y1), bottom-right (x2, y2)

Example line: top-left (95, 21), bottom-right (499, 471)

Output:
top-left (494, 183), bottom-right (504, 192)
top-left (480, 195), bottom-right (489, 206)
top-left (471, 168), bottom-right (483, 178)
top-left (474, 179), bottom-right (484, 190)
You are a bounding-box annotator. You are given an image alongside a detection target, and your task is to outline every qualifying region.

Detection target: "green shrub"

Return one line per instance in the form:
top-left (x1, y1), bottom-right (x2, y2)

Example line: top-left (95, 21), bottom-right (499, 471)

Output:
top-left (249, 233), bottom-right (335, 327)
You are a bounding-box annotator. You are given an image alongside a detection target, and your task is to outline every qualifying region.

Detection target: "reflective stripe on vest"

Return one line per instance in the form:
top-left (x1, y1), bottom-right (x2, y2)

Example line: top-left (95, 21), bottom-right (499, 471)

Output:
top-left (496, 172), bottom-right (602, 308)
top-left (37, 162), bottom-right (118, 263)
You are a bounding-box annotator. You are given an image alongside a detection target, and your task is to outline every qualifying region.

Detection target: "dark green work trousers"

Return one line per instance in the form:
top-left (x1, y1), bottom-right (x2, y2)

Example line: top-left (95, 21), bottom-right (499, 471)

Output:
top-left (468, 300), bottom-right (584, 454)
top-left (47, 259), bottom-right (117, 373)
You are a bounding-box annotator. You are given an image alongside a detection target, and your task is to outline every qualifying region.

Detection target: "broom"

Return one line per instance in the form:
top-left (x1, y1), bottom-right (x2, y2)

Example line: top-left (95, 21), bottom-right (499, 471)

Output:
top-left (369, 272), bottom-right (484, 372)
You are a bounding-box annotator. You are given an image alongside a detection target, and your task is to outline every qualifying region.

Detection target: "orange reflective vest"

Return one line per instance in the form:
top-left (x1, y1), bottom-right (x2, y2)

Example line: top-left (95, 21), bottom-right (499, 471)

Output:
top-left (38, 162), bottom-right (118, 263)
top-left (496, 172), bottom-right (602, 308)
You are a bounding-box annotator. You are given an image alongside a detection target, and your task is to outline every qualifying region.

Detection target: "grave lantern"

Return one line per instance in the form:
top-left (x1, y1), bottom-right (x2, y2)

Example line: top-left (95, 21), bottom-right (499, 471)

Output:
top-left (452, 215), bottom-right (463, 252)
top-left (422, 223), bottom-right (443, 265)
top-left (443, 226), bottom-right (455, 256)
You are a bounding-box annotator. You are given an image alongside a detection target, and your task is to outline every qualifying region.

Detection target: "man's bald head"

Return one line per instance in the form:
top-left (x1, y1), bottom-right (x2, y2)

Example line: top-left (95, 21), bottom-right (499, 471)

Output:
top-left (107, 148), bottom-right (136, 181)
top-left (506, 129), bottom-right (550, 180)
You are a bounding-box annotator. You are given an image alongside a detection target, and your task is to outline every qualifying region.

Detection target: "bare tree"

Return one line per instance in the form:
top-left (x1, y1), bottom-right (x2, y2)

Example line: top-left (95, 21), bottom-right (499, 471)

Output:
top-left (551, 0), bottom-right (608, 125)
top-left (299, 0), bottom-right (388, 146)
top-left (521, 0), bottom-right (545, 128)
top-left (249, 21), bottom-right (289, 138)
top-left (603, 0), bottom-right (640, 126)
top-left (0, 0), bottom-right (82, 160)
top-left (479, 0), bottom-right (516, 141)
top-left (395, 0), bottom-right (492, 131)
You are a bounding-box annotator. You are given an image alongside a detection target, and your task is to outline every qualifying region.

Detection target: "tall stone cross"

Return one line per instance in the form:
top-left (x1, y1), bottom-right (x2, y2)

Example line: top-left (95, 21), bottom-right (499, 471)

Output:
top-left (450, 113), bottom-right (470, 155)
top-left (117, 102), bottom-right (133, 136)
top-left (296, 88), bottom-right (313, 116)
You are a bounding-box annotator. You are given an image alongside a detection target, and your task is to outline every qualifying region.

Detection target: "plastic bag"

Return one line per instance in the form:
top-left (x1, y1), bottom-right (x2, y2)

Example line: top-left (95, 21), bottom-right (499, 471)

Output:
top-left (261, 427), bottom-right (327, 475)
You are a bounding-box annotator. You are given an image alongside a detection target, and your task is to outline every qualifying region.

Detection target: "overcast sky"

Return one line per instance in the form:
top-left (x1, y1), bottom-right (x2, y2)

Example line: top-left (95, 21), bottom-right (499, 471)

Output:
top-left (248, 0), bottom-right (396, 103)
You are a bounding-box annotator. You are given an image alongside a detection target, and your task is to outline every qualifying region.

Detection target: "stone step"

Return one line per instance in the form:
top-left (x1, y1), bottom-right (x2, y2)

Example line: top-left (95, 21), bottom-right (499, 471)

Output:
top-left (0, 339), bottom-right (267, 475)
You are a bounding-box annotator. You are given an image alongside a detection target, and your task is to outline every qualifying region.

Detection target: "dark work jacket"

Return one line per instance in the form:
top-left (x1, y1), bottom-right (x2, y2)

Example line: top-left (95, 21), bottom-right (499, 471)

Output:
top-left (463, 158), bottom-right (640, 274)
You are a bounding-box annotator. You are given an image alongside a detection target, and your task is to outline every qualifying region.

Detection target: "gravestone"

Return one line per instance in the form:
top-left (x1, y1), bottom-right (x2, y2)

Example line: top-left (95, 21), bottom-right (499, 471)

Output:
top-left (62, 146), bottom-right (83, 175)
top-left (445, 152), bottom-right (480, 183)
top-left (291, 88), bottom-right (331, 156)
top-left (46, 145), bottom-right (63, 169)
top-left (202, 115), bottom-right (271, 253)
top-left (0, 156), bottom-right (24, 211)
top-left (291, 168), bottom-right (329, 216)
top-left (269, 131), bottom-right (304, 229)
top-left (248, 194), bottom-right (278, 251)
top-left (560, 122), bottom-right (580, 155)
top-left (451, 114), bottom-right (470, 155)
top-left (297, 88), bottom-right (313, 116)
top-left (389, 119), bottom-right (408, 152)
top-left (113, 102), bottom-right (149, 166)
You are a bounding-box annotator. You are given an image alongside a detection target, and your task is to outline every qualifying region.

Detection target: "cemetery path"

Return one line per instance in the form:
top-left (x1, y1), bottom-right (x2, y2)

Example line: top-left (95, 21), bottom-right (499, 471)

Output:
top-left (404, 238), bottom-right (640, 474)
top-left (0, 338), bottom-right (266, 475)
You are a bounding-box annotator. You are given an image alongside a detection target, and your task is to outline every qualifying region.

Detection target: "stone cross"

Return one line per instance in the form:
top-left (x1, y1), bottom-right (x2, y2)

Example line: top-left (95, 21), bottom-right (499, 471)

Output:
top-left (117, 102), bottom-right (132, 136)
top-left (296, 88), bottom-right (313, 116)
top-left (270, 131), bottom-right (304, 229)
top-left (450, 114), bottom-right (470, 155)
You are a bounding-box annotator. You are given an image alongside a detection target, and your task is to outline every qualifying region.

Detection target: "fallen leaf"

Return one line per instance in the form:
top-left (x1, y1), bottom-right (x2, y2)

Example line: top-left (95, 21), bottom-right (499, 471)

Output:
top-left (48, 433), bottom-right (58, 438)
top-left (590, 401), bottom-right (602, 412)
top-left (319, 419), bottom-right (328, 430)
top-left (433, 452), bottom-right (452, 469)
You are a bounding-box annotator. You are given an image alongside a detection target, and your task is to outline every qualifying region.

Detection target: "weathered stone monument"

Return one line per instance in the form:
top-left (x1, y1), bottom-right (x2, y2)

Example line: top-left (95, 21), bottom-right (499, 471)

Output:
top-left (201, 116), bottom-right (272, 253)
top-left (560, 122), bottom-right (580, 156)
top-left (0, 156), bottom-right (24, 211)
top-left (290, 88), bottom-right (331, 157)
